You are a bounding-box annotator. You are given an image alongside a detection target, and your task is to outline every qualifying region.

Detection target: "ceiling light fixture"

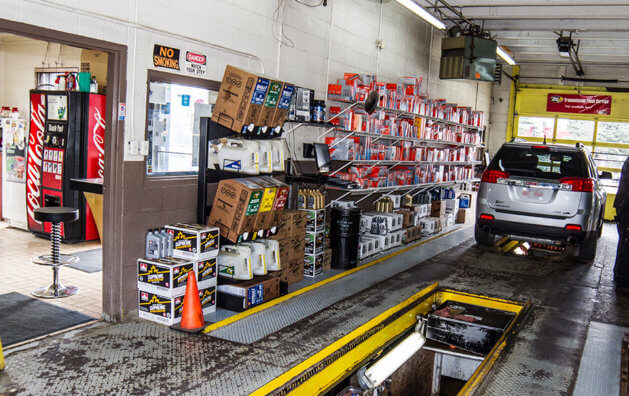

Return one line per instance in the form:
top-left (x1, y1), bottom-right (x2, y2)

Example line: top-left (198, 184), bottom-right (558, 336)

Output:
top-left (395, 0), bottom-right (446, 30)
top-left (496, 46), bottom-right (516, 66)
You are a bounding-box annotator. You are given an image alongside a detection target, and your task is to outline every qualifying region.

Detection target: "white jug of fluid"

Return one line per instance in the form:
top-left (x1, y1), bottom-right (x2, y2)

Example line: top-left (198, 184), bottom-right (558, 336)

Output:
top-left (261, 239), bottom-right (281, 271)
top-left (217, 245), bottom-right (253, 280)
top-left (270, 140), bottom-right (285, 172)
top-left (208, 138), bottom-right (260, 175)
top-left (257, 140), bottom-right (273, 174)
top-left (243, 241), bottom-right (267, 276)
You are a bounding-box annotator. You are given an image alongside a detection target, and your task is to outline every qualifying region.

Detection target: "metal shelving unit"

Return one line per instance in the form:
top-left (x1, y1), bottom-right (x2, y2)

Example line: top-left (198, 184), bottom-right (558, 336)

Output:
top-left (325, 128), bottom-right (480, 148)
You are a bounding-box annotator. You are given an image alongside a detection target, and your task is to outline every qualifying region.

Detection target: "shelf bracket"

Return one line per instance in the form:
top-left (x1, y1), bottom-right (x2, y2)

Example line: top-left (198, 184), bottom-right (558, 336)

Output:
top-left (329, 130), bottom-right (356, 148)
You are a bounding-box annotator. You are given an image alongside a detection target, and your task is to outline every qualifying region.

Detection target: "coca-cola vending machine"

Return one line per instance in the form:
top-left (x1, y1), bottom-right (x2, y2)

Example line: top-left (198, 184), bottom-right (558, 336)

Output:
top-left (26, 90), bottom-right (105, 242)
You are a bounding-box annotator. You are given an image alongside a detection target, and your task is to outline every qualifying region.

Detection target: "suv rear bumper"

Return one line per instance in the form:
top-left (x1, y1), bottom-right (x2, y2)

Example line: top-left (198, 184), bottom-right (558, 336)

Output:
top-left (477, 218), bottom-right (594, 244)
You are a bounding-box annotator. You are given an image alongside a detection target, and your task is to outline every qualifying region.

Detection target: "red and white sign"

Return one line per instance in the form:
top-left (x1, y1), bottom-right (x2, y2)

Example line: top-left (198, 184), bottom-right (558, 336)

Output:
top-left (26, 93), bottom-right (46, 232)
top-left (547, 94), bottom-right (612, 115)
top-left (185, 51), bottom-right (206, 76)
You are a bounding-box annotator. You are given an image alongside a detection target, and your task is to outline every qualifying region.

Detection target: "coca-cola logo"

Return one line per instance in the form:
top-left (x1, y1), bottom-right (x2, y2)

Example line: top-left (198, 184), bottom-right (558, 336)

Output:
top-left (26, 99), bottom-right (46, 225)
top-left (92, 107), bottom-right (106, 178)
top-left (186, 52), bottom-right (206, 65)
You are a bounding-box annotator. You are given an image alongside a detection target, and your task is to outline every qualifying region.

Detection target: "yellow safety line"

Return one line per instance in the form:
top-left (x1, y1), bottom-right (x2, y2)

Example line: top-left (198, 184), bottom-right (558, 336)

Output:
top-left (0, 336), bottom-right (4, 370)
top-left (203, 228), bottom-right (462, 333)
top-left (250, 282), bottom-right (440, 396)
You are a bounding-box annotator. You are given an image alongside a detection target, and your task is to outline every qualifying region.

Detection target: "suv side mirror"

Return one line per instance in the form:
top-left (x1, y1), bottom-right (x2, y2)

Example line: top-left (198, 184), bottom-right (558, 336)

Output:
top-left (599, 171), bottom-right (613, 179)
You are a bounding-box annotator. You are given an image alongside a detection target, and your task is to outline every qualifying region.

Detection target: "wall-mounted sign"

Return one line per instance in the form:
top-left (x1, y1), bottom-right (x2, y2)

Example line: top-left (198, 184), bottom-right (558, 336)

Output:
top-left (153, 44), bottom-right (180, 70)
top-left (547, 93), bottom-right (611, 115)
top-left (185, 51), bottom-right (206, 76)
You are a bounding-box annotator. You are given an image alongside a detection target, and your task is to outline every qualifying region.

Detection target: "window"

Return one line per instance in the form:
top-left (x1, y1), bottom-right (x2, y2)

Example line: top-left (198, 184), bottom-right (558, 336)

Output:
top-left (145, 71), bottom-right (219, 176)
top-left (556, 118), bottom-right (595, 142)
top-left (516, 116), bottom-right (554, 138)
top-left (597, 121), bottom-right (629, 144)
top-left (490, 146), bottom-right (588, 180)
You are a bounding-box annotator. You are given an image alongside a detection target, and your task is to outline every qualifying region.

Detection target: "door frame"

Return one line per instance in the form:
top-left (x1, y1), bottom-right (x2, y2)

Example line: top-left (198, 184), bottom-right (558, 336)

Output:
top-left (0, 18), bottom-right (128, 321)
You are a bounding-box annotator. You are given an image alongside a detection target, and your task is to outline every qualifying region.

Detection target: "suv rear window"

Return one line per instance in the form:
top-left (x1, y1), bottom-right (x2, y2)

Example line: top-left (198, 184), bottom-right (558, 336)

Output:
top-left (489, 146), bottom-right (589, 180)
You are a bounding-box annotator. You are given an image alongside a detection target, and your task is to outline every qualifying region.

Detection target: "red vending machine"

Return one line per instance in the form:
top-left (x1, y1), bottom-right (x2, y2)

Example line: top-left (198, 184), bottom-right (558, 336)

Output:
top-left (26, 90), bottom-right (106, 242)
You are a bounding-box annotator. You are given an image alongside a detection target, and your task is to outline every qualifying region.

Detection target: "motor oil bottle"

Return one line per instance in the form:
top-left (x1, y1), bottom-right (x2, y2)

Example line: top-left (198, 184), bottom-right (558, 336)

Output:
top-left (270, 139), bottom-right (285, 172)
top-left (257, 140), bottom-right (273, 174)
top-left (145, 229), bottom-right (160, 259)
top-left (297, 189), bottom-right (307, 209)
top-left (209, 138), bottom-right (260, 175)
top-left (217, 245), bottom-right (253, 280)
top-left (243, 241), bottom-right (267, 276)
top-left (261, 239), bottom-right (280, 271)
top-left (160, 228), bottom-right (173, 257)
top-left (306, 189), bottom-right (316, 209)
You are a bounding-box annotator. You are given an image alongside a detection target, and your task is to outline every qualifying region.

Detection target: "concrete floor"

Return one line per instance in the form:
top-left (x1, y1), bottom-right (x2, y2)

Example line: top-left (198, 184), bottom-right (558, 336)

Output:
top-left (0, 223), bottom-right (625, 395)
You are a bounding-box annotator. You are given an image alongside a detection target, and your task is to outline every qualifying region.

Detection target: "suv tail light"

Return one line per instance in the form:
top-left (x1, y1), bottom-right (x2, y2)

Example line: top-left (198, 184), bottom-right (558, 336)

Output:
top-left (559, 177), bottom-right (594, 192)
top-left (481, 170), bottom-right (510, 184)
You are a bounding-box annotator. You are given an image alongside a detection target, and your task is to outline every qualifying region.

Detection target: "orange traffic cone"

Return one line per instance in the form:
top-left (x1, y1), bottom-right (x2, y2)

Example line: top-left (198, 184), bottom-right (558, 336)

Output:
top-left (171, 272), bottom-right (205, 333)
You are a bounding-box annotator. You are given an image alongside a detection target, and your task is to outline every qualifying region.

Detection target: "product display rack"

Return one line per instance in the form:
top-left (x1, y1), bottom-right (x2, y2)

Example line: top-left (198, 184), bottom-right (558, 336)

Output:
top-left (328, 97), bottom-right (485, 131)
top-left (196, 117), bottom-right (285, 224)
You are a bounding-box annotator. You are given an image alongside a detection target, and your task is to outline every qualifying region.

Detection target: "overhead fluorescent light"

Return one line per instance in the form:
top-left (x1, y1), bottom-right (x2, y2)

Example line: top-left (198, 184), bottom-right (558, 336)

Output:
top-left (395, 0), bottom-right (446, 30)
top-left (496, 46), bottom-right (516, 66)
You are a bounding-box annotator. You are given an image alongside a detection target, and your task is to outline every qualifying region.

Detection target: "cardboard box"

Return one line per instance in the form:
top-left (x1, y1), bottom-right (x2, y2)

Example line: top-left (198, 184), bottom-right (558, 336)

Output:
top-left (195, 257), bottom-right (217, 288)
top-left (211, 65), bottom-right (258, 133)
top-left (293, 87), bottom-right (314, 122)
top-left (217, 273), bottom-right (280, 312)
top-left (359, 236), bottom-right (375, 260)
top-left (281, 258), bottom-right (304, 285)
top-left (292, 210), bottom-right (307, 237)
top-left (277, 237), bottom-right (291, 264)
top-left (266, 177), bottom-right (290, 230)
top-left (207, 178), bottom-right (263, 243)
top-left (445, 213), bottom-right (455, 227)
top-left (165, 223), bottom-right (219, 260)
top-left (244, 76), bottom-right (270, 128)
top-left (249, 177), bottom-right (278, 232)
top-left (304, 231), bottom-right (324, 255)
top-left (138, 284), bottom-right (216, 326)
top-left (301, 209), bottom-right (325, 232)
top-left (445, 199), bottom-right (458, 214)
top-left (273, 83), bottom-right (295, 127)
top-left (456, 208), bottom-right (473, 224)
top-left (257, 81), bottom-right (283, 128)
top-left (383, 194), bottom-right (403, 209)
top-left (275, 214), bottom-right (292, 239)
top-left (304, 253), bottom-right (324, 277)
top-left (137, 257), bottom-right (195, 297)
top-left (323, 248), bottom-right (332, 270)
top-left (395, 209), bottom-right (414, 228)
top-left (431, 201), bottom-right (447, 218)
top-left (420, 217), bottom-right (441, 235)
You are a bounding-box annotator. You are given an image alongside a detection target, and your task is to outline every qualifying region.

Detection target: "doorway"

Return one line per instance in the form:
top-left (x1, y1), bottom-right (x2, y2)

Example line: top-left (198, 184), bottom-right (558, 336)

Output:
top-left (0, 18), bottom-right (126, 345)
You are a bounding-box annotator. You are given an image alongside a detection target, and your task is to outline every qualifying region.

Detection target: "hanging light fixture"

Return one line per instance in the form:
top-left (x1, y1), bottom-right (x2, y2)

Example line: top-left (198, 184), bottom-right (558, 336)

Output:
top-left (395, 0), bottom-right (446, 30)
top-left (496, 46), bottom-right (516, 66)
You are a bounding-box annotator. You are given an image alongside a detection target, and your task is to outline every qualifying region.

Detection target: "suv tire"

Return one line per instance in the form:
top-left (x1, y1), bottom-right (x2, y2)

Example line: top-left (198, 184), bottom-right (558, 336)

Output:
top-left (578, 236), bottom-right (598, 262)
top-left (475, 224), bottom-right (496, 247)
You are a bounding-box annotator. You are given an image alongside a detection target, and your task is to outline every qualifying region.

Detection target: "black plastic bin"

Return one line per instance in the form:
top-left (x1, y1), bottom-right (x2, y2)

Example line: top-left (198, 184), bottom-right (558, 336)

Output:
top-left (330, 206), bottom-right (362, 269)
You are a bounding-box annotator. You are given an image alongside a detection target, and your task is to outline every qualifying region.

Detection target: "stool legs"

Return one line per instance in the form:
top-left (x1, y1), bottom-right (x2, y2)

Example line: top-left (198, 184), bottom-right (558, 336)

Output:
top-left (32, 221), bottom-right (79, 299)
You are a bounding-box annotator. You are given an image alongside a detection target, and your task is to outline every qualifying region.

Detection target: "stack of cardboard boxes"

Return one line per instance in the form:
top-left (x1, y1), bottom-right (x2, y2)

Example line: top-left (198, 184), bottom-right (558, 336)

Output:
top-left (138, 223), bottom-right (219, 326)
top-left (275, 209), bottom-right (307, 284)
top-left (302, 208), bottom-right (326, 277)
top-left (211, 65), bottom-right (295, 135)
top-left (207, 177), bottom-right (289, 244)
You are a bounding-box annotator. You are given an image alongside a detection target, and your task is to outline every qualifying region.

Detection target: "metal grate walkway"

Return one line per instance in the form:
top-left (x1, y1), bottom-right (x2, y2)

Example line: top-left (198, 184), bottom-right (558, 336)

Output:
top-left (207, 226), bottom-right (473, 344)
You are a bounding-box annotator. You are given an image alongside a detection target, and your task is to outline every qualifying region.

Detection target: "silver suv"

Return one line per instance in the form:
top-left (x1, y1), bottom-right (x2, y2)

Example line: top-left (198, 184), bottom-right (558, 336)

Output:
top-left (475, 141), bottom-right (611, 261)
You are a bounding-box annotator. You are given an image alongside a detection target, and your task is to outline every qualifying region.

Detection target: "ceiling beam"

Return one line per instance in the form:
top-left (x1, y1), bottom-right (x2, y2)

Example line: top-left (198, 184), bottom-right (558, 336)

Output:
top-left (468, 19), bottom-right (629, 31)
top-left (428, 0), bottom-right (629, 6)
top-left (449, 5), bottom-right (629, 20)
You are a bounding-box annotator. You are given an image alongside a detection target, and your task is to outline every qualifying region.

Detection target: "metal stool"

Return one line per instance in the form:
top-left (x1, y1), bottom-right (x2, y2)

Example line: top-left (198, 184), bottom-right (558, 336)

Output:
top-left (31, 207), bottom-right (80, 298)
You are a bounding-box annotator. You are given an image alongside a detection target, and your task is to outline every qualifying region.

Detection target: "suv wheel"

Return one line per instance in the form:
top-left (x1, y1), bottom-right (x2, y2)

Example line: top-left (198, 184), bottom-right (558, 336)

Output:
top-left (475, 224), bottom-right (496, 247)
top-left (578, 236), bottom-right (598, 262)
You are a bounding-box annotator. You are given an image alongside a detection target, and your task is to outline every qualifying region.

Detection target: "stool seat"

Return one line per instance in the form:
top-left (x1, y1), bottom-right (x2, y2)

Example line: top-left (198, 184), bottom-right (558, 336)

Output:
top-left (34, 207), bottom-right (79, 223)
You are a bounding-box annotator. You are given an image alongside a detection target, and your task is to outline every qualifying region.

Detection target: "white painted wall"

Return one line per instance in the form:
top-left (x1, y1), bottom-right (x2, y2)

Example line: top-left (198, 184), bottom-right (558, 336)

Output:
top-left (0, 36), bottom-right (81, 118)
top-left (1, 0), bottom-right (492, 161)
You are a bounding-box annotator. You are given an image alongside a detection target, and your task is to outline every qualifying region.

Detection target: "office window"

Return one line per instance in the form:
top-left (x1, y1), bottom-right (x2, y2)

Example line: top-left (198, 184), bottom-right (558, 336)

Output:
top-left (145, 71), bottom-right (219, 176)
